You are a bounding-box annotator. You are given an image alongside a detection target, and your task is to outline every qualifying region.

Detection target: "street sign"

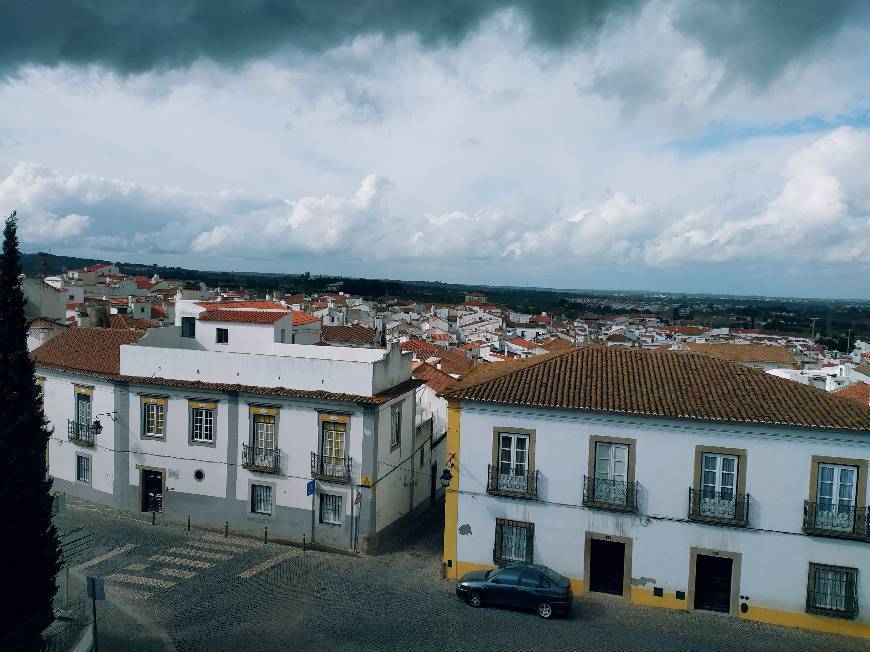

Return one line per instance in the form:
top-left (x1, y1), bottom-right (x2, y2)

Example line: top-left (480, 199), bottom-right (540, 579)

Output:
top-left (86, 576), bottom-right (105, 601)
top-left (306, 480), bottom-right (315, 496)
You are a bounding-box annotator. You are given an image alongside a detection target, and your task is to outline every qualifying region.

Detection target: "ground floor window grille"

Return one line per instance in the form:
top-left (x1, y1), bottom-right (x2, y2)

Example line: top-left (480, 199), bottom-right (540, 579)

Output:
top-left (807, 563), bottom-right (858, 619)
top-left (75, 455), bottom-right (90, 484)
top-left (250, 484), bottom-right (272, 515)
top-left (493, 518), bottom-right (533, 565)
top-left (320, 493), bottom-right (342, 525)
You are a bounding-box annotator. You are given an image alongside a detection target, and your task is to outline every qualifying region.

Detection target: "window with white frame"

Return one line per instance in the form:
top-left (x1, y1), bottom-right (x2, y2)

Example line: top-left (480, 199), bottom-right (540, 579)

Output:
top-left (250, 484), bottom-right (272, 515)
top-left (322, 420), bottom-right (345, 460)
top-left (253, 414), bottom-right (276, 450)
top-left (75, 392), bottom-right (91, 427)
top-left (807, 563), bottom-right (858, 619)
top-left (143, 402), bottom-right (165, 438)
top-left (593, 441), bottom-right (628, 503)
top-left (496, 432), bottom-right (529, 493)
top-left (191, 407), bottom-right (214, 443)
top-left (320, 493), bottom-right (342, 525)
top-left (815, 463), bottom-right (858, 532)
top-left (76, 454), bottom-right (90, 483)
top-left (698, 452), bottom-right (738, 518)
top-left (391, 405), bottom-right (402, 450)
top-left (494, 518), bottom-right (533, 565)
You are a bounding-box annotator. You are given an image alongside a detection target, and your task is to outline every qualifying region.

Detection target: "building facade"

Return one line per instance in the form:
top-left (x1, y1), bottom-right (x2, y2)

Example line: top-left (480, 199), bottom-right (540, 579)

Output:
top-left (35, 323), bottom-right (430, 552)
top-left (442, 344), bottom-right (870, 638)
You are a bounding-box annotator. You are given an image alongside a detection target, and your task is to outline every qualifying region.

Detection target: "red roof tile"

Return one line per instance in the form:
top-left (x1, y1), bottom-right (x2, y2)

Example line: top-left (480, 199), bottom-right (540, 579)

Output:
top-left (507, 337), bottom-right (537, 349)
top-left (197, 301), bottom-right (287, 311)
top-left (109, 315), bottom-right (158, 330)
top-left (687, 343), bottom-right (796, 365)
top-left (444, 343), bottom-right (870, 431)
top-left (834, 382), bottom-right (870, 408)
top-left (199, 310), bottom-right (290, 324)
top-left (321, 324), bottom-right (377, 344)
top-left (31, 328), bottom-right (144, 375)
top-left (291, 311), bottom-right (320, 326)
top-left (412, 362), bottom-right (456, 393)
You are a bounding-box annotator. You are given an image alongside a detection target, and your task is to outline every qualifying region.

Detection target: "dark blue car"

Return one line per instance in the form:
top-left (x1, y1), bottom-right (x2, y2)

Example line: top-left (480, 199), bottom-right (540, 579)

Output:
top-left (456, 562), bottom-right (573, 619)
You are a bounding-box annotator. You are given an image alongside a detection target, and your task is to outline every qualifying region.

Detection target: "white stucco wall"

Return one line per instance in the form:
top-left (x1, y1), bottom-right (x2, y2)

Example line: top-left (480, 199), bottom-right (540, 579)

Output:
top-left (453, 403), bottom-right (870, 623)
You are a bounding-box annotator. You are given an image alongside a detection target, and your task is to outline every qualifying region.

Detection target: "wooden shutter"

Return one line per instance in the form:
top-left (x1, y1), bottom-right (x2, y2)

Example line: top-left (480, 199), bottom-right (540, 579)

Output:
top-left (525, 523), bottom-right (535, 563)
top-left (493, 519), bottom-right (504, 565)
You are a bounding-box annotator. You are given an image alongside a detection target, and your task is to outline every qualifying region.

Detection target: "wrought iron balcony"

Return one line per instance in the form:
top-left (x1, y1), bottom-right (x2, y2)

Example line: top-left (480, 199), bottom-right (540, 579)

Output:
top-left (688, 488), bottom-right (749, 526)
top-left (803, 501), bottom-right (870, 541)
top-left (311, 452), bottom-right (351, 484)
top-left (67, 420), bottom-right (95, 447)
top-left (242, 444), bottom-right (281, 474)
top-left (486, 465), bottom-right (538, 499)
top-left (583, 475), bottom-right (639, 512)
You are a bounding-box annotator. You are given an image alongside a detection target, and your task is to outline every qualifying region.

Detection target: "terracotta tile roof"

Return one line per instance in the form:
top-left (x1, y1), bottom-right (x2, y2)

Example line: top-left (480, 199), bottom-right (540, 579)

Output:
top-left (606, 333), bottom-right (630, 342)
top-left (150, 305), bottom-right (166, 319)
top-left (291, 310), bottom-right (320, 326)
top-left (430, 333), bottom-right (450, 342)
top-left (401, 339), bottom-right (438, 358)
top-left (109, 315), bottom-right (158, 330)
top-left (443, 344), bottom-right (870, 432)
top-left (321, 324), bottom-right (377, 344)
top-left (540, 339), bottom-right (573, 352)
top-left (412, 362), bottom-right (456, 394)
top-left (199, 310), bottom-right (290, 324)
top-left (32, 328), bottom-right (420, 405)
top-left (197, 301), bottom-right (287, 311)
top-left (437, 347), bottom-right (474, 376)
top-left (507, 337), bottom-right (537, 349)
top-left (834, 382), bottom-right (870, 407)
top-left (687, 343), bottom-right (796, 365)
top-left (31, 328), bottom-right (145, 375)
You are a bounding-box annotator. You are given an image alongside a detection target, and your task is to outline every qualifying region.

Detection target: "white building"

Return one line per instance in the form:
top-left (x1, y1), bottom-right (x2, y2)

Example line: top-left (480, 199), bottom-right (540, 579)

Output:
top-left (442, 344), bottom-right (870, 639)
top-left (34, 321), bottom-right (431, 552)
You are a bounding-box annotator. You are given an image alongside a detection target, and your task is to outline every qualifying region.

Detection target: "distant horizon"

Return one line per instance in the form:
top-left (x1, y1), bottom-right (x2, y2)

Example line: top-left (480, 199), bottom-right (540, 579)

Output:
top-left (23, 248), bottom-right (870, 305)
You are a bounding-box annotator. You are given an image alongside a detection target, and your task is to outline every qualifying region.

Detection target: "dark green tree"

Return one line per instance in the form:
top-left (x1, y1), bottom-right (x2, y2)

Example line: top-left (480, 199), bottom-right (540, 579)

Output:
top-left (0, 212), bottom-right (61, 649)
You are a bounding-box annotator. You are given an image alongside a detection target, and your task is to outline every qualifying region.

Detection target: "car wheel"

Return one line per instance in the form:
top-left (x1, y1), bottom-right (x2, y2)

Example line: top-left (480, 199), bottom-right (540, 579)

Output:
top-left (467, 591), bottom-right (483, 608)
top-left (537, 602), bottom-right (553, 619)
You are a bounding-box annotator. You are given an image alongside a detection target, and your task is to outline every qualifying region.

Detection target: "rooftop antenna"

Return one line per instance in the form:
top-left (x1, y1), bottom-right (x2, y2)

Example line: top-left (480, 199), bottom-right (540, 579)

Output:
top-left (809, 317), bottom-right (819, 341)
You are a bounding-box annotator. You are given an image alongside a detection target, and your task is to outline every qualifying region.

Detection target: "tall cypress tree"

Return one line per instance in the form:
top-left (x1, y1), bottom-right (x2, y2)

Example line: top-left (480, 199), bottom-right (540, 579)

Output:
top-left (0, 212), bottom-right (61, 649)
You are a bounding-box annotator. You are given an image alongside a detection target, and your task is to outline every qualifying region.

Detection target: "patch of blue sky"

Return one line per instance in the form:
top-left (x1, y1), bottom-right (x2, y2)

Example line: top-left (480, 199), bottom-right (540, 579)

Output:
top-left (666, 108), bottom-right (870, 155)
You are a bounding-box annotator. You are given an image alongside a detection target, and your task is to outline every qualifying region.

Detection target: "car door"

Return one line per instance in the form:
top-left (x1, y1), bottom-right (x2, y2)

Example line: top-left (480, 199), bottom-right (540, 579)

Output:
top-left (516, 572), bottom-right (544, 609)
top-left (487, 570), bottom-right (522, 606)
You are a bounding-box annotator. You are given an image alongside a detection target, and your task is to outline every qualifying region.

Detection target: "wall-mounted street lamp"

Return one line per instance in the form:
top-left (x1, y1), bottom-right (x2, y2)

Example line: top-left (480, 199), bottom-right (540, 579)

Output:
top-left (92, 411), bottom-right (118, 434)
top-left (440, 452), bottom-right (457, 488)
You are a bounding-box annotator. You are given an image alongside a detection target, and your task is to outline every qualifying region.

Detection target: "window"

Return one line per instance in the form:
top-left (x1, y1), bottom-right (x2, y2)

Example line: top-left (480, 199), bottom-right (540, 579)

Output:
top-left (490, 570), bottom-right (522, 586)
top-left (75, 392), bottom-right (91, 427)
top-left (181, 316), bottom-right (196, 338)
top-left (391, 405), bottom-right (402, 450)
top-left (495, 432), bottom-right (530, 493)
top-left (280, 329), bottom-right (286, 343)
top-left (322, 420), bottom-right (345, 461)
top-left (253, 414), bottom-right (276, 450)
top-left (807, 563), bottom-right (858, 619)
top-left (76, 455), bottom-right (90, 484)
top-left (142, 400), bottom-right (165, 438)
top-left (320, 493), bottom-right (342, 525)
top-left (215, 328), bottom-right (229, 344)
top-left (520, 573), bottom-right (542, 588)
top-left (191, 407), bottom-right (214, 443)
top-left (815, 463), bottom-right (858, 532)
top-left (494, 518), bottom-right (533, 565)
top-left (250, 484), bottom-right (272, 515)
top-left (592, 441), bottom-right (628, 504)
top-left (690, 446), bottom-right (747, 522)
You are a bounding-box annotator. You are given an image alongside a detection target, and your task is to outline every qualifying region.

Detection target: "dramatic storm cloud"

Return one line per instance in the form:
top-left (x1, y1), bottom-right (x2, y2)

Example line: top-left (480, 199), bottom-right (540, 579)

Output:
top-left (1, 0), bottom-right (869, 297)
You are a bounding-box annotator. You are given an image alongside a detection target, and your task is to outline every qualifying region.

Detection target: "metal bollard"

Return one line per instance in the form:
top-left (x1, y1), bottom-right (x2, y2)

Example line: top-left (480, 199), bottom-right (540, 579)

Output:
top-left (225, 521), bottom-right (229, 538)
top-left (151, 510), bottom-right (156, 526)
top-left (303, 534), bottom-right (306, 552)
top-left (187, 515), bottom-right (191, 532)
top-left (264, 526), bottom-right (268, 544)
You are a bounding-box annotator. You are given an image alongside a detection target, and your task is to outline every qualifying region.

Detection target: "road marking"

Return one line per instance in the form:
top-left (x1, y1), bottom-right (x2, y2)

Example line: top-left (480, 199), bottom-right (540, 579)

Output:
top-left (239, 550), bottom-right (300, 579)
top-left (106, 573), bottom-right (175, 589)
top-left (78, 543), bottom-right (137, 570)
top-left (126, 563), bottom-right (149, 571)
top-left (167, 547), bottom-right (231, 561)
top-left (189, 540), bottom-right (248, 554)
top-left (159, 567), bottom-right (197, 579)
top-left (106, 586), bottom-right (152, 601)
top-left (149, 555), bottom-right (213, 569)
top-left (203, 534), bottom-right (257, 547)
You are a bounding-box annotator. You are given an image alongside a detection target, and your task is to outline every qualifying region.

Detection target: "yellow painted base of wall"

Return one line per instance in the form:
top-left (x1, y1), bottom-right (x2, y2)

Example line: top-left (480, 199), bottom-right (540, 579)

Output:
top-left (447, 560), bottom-right (870, 639)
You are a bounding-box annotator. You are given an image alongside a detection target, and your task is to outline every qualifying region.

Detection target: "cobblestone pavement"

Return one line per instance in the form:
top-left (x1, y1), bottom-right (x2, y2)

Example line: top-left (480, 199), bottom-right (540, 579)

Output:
top-left (54, 497), bottom-right (867, 652)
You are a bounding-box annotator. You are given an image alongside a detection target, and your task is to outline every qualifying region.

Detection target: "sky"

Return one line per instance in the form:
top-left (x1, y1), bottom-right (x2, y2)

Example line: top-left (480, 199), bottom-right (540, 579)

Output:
top-left (1, 1), bottom-right (869, 299)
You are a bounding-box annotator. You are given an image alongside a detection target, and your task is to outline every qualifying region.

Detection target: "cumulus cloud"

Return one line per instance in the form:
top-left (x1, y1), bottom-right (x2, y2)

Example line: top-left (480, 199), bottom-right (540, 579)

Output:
top-left (2, 128), bottom-right (867, 283)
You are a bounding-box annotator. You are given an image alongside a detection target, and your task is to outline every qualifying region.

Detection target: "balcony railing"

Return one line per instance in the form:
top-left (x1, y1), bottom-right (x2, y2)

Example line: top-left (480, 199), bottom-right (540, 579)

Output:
top-left (311, 452), bottom-right (351, 483)
top-left (242, 444), bottom-right (281, 473)
top-left (803, 501), bottom-right (870, 540)
top-left (67, 420), bottom-right (95, 447)
top-left (688, 488), bottom-right (749, 525)
top-left (486, 465), bottom-right (539, 499)
top-left (583, 476), bottom-right (639, 511)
